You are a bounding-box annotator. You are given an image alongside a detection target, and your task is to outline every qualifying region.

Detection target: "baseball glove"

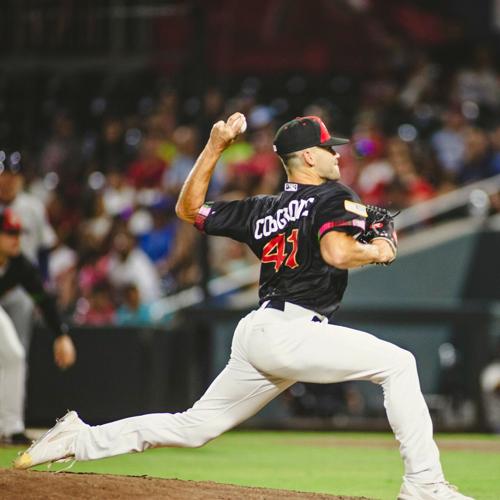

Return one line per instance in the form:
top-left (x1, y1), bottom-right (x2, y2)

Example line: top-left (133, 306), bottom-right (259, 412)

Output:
top-left (359, 205), bottom-right (399, 263)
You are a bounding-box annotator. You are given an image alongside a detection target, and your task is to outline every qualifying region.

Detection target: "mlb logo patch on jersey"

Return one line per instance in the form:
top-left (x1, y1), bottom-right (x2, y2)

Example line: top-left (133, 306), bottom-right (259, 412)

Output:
top-left (285, 183), bottom-right (298, 192)
top-left (344, 200), bottom-right (368, 218)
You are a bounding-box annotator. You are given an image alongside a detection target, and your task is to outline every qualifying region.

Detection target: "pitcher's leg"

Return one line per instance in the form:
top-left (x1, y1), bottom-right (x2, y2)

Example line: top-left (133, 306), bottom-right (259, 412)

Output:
top-left (0, 306), bottom-right (26, 436)
top-left (76, 357), bottom-right (293, 460)
top-left (248, 314), bottom-right (443, 484)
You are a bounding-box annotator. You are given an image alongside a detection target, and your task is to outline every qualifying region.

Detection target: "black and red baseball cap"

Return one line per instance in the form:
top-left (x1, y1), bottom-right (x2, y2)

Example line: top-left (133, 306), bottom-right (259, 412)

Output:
top-left (273, 116), bottom-right (349, 156)
top-left (0, 208), bottom-right (22, 235)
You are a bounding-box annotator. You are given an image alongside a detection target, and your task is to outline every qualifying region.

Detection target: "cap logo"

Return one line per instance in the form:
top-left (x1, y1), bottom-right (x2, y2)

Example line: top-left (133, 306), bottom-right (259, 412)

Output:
top-left (303, 116), bottom-right (330, 143)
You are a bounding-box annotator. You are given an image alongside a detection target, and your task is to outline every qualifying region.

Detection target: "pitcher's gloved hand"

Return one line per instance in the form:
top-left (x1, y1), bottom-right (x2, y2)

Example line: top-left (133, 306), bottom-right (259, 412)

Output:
top-left (359, 205), bottom-right (399, 265)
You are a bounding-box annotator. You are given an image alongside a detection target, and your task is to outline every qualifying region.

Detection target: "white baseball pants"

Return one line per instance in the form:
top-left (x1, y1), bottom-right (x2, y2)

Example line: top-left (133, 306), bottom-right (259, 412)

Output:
top-left (75, 302), bottom-right (444, 484)
top-left (0, 305), bottom-right (26, 436)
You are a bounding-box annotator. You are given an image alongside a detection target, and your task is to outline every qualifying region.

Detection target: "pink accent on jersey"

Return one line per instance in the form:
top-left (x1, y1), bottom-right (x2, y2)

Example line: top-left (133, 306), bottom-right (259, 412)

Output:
top-left (318, 219), bottom-right (366, 239)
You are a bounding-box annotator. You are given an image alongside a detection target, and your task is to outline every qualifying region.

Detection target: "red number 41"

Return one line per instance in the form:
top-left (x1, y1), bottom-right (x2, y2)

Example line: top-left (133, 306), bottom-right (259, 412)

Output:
top-left (261, 229), bottom-right (299, 272)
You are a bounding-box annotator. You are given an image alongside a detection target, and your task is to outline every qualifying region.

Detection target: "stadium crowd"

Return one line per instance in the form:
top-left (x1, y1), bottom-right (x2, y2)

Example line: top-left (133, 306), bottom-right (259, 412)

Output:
top-left (1, 41), bottom-right (499, 326)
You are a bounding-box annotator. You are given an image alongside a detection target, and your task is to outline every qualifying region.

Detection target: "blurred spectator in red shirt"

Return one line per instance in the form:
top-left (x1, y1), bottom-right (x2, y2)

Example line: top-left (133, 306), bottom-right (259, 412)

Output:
top-left (386, 139), bottom-right (435, 209)
top-left (73, 280), bottom-right (116, 326)
top-left (127, 135), bottom-right (168, 189)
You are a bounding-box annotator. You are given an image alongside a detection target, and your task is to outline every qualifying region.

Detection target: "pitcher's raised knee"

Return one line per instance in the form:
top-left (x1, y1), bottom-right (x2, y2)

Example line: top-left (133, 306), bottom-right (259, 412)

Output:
top-left (390, 348), bottom-right (417, 373)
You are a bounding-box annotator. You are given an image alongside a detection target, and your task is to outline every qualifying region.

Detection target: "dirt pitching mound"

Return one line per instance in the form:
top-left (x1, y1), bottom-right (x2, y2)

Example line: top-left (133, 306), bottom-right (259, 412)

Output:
top-left (1, 469), bottom-right (372, 499)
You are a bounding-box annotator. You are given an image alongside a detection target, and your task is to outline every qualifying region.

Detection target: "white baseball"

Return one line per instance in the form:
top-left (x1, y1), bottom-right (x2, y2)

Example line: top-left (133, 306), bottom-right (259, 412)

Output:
top-left (239, 115), bottom-right (247, 133)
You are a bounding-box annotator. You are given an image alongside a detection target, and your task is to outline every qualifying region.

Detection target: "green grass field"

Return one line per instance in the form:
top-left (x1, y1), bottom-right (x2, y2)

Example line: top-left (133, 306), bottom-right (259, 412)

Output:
top-left (1, 431), bottom-right (499, 499)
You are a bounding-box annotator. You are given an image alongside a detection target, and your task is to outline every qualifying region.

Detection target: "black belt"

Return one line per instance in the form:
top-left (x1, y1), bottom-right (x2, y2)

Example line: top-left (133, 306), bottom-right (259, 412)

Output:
top-left (263, 299), bottom-right (328, 323)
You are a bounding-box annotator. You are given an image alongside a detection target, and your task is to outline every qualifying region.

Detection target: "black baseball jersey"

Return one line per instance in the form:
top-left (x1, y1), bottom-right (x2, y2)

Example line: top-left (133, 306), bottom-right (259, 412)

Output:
top-left (195, 180), bottom-right (368, 319)
top-left (0, 253), bottom-right (67, 338)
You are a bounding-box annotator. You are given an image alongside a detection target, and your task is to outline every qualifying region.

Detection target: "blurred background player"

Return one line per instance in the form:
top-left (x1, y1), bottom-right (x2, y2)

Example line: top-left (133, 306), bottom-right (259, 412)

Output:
top-left (0, 151), bottom-right (58, 444)
top-left (0, 205), bottom-right (75, 445)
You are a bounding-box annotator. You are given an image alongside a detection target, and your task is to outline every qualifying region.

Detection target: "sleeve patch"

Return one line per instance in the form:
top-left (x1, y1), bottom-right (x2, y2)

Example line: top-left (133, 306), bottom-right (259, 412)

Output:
top-left (194, 203), bottom-right (213, 232)
top-left (344, 200), bottom-right (368, 218)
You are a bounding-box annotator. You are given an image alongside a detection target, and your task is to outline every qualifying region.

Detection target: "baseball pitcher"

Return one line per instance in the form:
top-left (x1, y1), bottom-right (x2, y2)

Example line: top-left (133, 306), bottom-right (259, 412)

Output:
top-left (15, 114), bottom-right (473, 500)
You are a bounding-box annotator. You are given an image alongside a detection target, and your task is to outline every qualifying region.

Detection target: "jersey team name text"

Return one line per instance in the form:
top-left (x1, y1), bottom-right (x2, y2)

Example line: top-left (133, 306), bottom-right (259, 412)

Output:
top-left (254, 197), bottom-right (315, 239)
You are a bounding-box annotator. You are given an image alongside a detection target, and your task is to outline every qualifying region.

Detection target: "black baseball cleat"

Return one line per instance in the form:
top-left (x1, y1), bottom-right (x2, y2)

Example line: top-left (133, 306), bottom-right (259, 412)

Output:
top-left (1, 432), bottom-right (32, 446)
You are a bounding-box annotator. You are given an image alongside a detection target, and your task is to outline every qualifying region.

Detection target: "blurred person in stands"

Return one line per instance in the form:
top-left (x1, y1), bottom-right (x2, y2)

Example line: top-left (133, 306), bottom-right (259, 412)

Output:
top-left (246, 107), bottom-right (282, 195)
top-left (81, 192), bottom-right (113, 250)
top-left (102, 168), bottom-right (136, 217)
top-left (0, 152), bottom-right (57, 264)
top-left (197, 87), bottom-right (225, 146)
top-left (147, 114), bottom-right (177, 168)
top-left (458, 127), bottom-right (498, 184)
top-left (126, 134), bottom-right (168, 190)
top-left (115, 283), bottom-right (152, 326)
top-left (73, 280), bottom-right (116, 326)
top-left (487, 124), bottom-right (500, 212)
top-left (455, 46), bottom-right (499, 111)
top-left (146, 86), bottom-right (179, 167)
top-left (108, 229), bottom-right (161, 303)
top-left (490, 124), bottom-right (500, 170)
top-left (47, 228), bottom-right (78, 315)
top-left (0, 207), bottom-right (75, 445)
top-left (489, 125), bottom-right (500, 212)
top-left (162, 126), bottom-right (200, 197)
top-left (431, 107), bottom-right (466, 179)
top-left (399, 52), bottom-right (439, 111)
top-left (91, 117), bottom-right (129, 174)
top-left (352, 118), bottom-right (393, 206)
top-left (76, 247), bottom-right (110, 301)
top-left (75, 210), bottom-right (113, 303)
top-left (45, 188), bottom-right (82, 313)
top-left (210, 236), bottom-right (258, 277)
top-left (386, 153), bottom-right (435, 209)
top-left (385, 138), bottom-right (435, 209)
top-left (39, 111), bottom-right (80, 182)
top-left (156, 219), bottom-right (201, 294)
top-left (136, 198), bottom-right (178, 266)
